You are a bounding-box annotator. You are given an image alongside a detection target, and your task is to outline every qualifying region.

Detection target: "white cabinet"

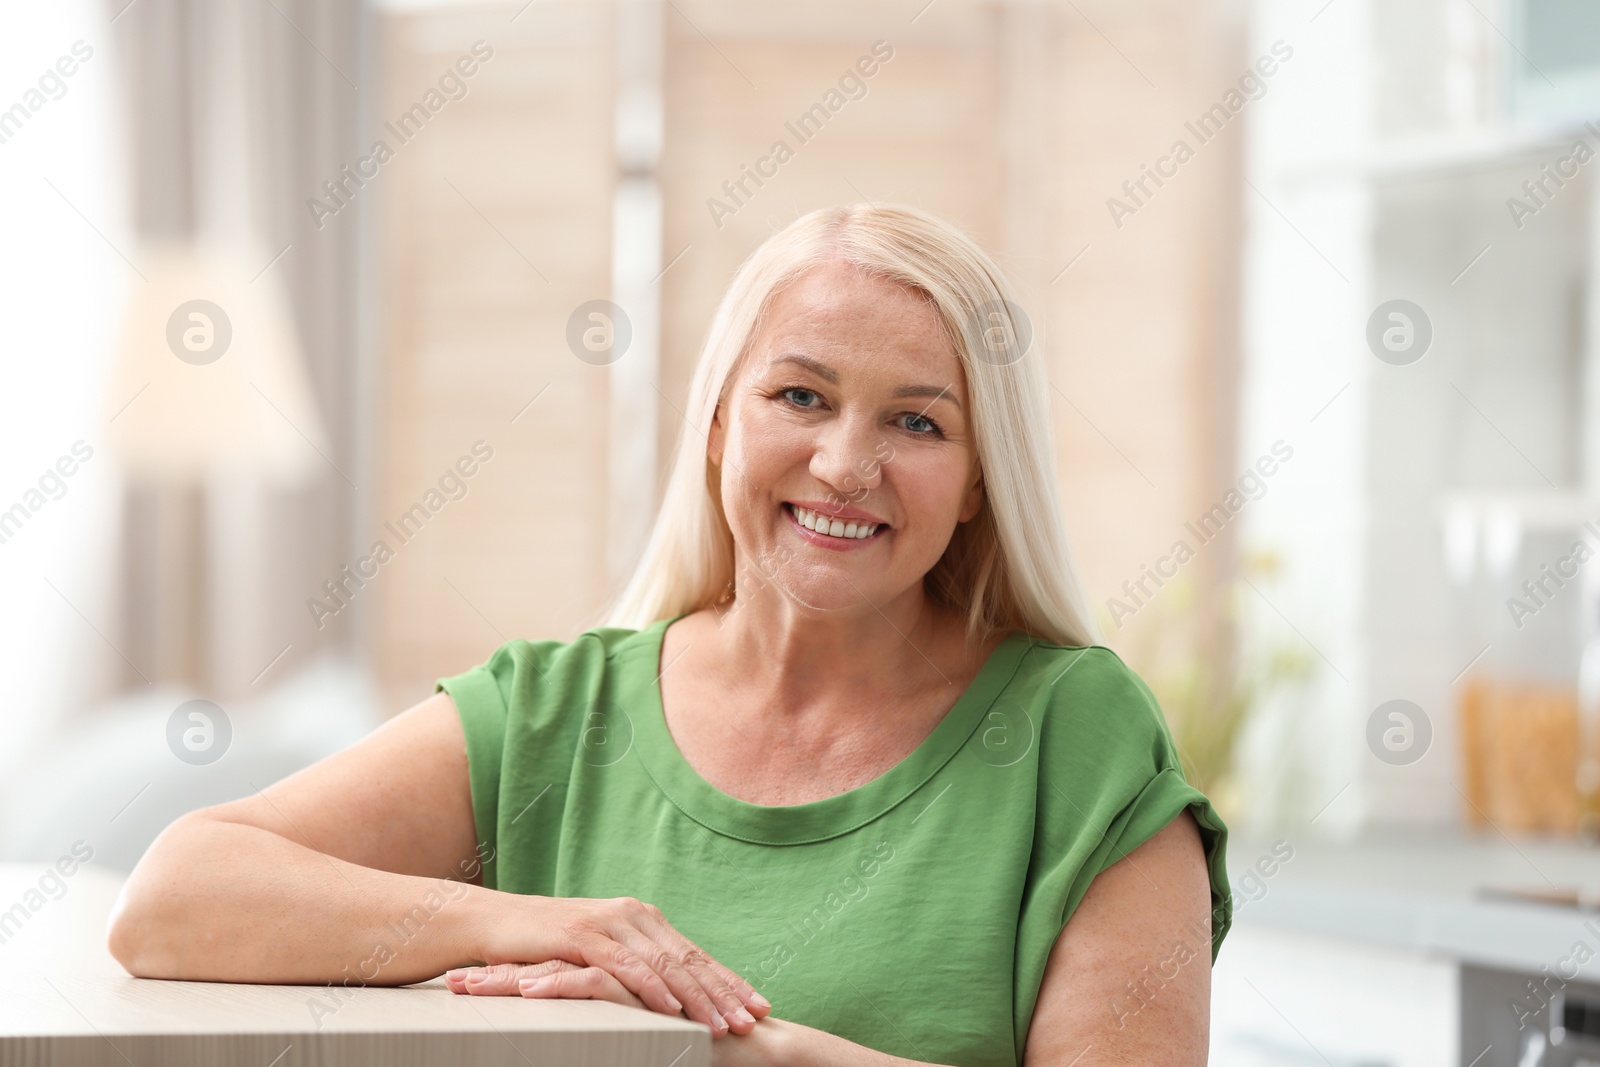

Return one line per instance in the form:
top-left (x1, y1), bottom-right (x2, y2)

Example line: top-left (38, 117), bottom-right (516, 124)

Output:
top-left (1213, 923), bottom-right (1458, 1067)
top-left (1237, 0), bottom-right (1600, 837)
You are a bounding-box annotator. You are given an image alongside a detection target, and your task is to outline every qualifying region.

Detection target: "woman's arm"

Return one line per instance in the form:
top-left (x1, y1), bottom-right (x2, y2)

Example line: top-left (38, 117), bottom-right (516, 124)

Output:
top-left (1022, 809), bottom-right (1214, 1065)
top-left (106, 691), bottom-right (771, 1035)
top-left (107, 692), bottom-right (490, 985)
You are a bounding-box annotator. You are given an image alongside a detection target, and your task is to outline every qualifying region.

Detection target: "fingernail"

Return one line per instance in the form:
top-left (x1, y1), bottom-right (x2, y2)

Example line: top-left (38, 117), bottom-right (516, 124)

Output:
top-left (465, 971), bottom-right (487, 984)
top-left (520, 976), bottom-right (554, 993)
top-left (665, 994), bottom-right (683, 1012)
top-left (445, 969), bottom-right (467, 981)
top-left (751, 992), bottom-right (771, 1009)
top-left (732, 1007), bottom-right (755, 1025)
top-left (712, 1011), bottom-right (727, 1033)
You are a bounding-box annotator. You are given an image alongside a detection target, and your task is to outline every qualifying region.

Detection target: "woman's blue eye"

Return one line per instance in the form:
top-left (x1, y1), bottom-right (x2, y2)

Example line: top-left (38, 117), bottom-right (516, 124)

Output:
top-left (777, 387), bottom-right (942, 438)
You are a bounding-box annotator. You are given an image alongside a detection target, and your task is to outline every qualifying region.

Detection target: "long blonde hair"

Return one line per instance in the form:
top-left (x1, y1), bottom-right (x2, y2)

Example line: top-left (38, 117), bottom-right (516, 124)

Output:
top-left (599, 203), bottom-right (1103, 649)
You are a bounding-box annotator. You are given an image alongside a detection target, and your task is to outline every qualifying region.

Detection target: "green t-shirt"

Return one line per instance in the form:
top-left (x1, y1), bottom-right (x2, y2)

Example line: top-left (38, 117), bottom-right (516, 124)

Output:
top-left (435, 614), bottom-right (1231, 1066)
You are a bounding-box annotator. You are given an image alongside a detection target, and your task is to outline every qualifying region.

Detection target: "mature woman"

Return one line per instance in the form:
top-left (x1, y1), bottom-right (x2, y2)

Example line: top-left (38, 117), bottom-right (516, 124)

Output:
top-left (109, 204), bottom-right (1231, 1066)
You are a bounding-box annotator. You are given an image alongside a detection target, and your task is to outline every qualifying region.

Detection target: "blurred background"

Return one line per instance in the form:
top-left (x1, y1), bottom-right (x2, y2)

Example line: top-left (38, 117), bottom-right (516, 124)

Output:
top-left (2, 0), bottom-right (1599, 1062)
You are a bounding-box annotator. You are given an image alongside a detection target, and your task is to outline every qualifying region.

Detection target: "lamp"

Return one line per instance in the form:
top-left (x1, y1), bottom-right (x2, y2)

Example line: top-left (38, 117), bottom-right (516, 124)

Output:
top-left (104, 241), bottom-right (327, 486)
top-left (102, 240), bottom-right (330, 692)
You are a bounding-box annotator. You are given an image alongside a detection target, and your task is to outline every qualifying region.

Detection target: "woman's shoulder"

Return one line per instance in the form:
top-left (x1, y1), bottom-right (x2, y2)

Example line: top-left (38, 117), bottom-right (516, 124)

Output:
top-left (434, 618), bottom-right (669, 717)
top-left (1005, 635), bottom-right (1233, 968)
top-left (452, 618), bottom-right (665, 674)
top-left (1003, 635), bottom-right (1178, 758)
top-left (1008, 635), bottom-right (1153, 704)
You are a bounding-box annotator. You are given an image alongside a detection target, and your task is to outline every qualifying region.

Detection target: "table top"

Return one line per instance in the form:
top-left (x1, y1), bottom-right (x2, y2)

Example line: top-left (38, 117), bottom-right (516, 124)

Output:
top-left (0, 865), bottom-right (709, 1066)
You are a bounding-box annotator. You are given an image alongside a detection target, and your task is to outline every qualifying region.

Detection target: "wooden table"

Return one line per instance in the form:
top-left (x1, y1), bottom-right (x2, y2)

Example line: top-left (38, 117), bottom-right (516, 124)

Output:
top-left (0, 865), bottom-right (709, 1066)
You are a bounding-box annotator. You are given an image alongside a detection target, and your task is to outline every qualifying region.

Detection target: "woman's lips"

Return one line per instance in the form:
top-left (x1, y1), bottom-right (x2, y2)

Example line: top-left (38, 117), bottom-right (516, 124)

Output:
top-left (782, 502), bottom-right (887, 550)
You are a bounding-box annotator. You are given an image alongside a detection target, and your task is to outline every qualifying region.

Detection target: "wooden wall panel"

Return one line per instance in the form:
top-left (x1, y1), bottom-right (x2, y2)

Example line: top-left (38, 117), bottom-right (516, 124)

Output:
top-left (370, 4), bottom-right (616, 711)
top-left (368, 0), bottom-right (1246, 714)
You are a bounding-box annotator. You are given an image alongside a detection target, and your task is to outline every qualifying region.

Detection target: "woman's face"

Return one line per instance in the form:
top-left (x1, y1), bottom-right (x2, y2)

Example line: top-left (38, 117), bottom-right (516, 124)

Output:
top-left (707, 258), bottom-right (983, 614)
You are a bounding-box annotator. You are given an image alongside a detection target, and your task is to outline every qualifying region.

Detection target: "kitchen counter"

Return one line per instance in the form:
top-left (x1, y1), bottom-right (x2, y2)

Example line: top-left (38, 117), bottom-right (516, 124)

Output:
top-left (1226, 827), bottom-right (1600, 979)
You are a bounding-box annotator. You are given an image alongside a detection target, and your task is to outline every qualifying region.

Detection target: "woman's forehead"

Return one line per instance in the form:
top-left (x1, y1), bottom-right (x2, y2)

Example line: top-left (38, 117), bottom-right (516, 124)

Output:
top-left (751, 264), bottom-right (959, 373)
top-left (766, 260), bottom-right (937, 325)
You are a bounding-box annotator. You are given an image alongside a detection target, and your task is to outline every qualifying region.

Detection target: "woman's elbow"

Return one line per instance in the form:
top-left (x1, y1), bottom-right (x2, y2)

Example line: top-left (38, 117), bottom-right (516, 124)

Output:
top-left (105, 875), bottom-right (171, 976)
top-left (104, 810), bottom-right (211, 977)
top-left (105, 894), bottom-right (151, 975)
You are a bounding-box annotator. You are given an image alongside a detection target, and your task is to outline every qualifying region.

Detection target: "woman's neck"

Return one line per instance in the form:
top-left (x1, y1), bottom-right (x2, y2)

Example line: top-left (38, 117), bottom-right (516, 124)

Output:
top-left (686, 591), bottom-right (1000, 724)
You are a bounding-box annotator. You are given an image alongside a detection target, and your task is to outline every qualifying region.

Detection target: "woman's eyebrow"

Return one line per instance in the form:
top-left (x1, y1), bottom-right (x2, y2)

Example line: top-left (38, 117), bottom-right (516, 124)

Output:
top-left (770, 353), bottom-right (838, 382)
top-left (769, 354), bottom-right (963, 411)
top-left (892, 382), bottom-right (959, 411)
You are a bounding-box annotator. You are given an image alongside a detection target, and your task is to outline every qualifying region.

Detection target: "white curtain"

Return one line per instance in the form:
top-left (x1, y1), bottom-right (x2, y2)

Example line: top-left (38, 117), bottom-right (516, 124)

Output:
top-left (0, 0), bottom-right (372, 864)
top-left (0, 1), bottom-right (124, 783)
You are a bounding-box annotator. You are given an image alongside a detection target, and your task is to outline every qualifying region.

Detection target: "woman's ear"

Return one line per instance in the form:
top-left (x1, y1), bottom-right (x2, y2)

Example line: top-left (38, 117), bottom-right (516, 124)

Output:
top-left (958, 468), bottom-right (984, 523)
top-left (707, 404), bottom-right (725, 467)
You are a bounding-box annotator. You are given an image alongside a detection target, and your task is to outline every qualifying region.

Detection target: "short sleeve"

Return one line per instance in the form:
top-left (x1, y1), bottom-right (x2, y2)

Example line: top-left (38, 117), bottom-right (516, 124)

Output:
top-left (1097, 766), bottom-right (1233, 963)
top-left (434, 631), bottom-right (632, 897)
top-left (1086, 656), bottom-right (1233, 963)
top-left (435, 642), bottom-right (524, 891)
top-left (1029, 645), bottom-right (1233, 966)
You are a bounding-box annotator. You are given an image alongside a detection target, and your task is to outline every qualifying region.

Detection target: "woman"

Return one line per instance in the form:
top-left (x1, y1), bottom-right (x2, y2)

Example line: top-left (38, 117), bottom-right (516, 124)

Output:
top-left (108, 203), bottom-right (1231, 1066)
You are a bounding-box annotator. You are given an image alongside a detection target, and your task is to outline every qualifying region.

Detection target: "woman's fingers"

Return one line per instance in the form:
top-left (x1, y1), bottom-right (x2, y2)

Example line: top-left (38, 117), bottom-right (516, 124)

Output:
top-left (463, 895), bottom-right (772, 1037)
top-left (564, 927), bottom-right (706, 1024)
top-left (447, 961), bottom-right (653, 1017)
top-left (445, 957), bottom-right (719, 1037)
top-left (627, 903), bottom-right (770, 1020)
top-left (613, 925), bottom-right (760, 1034)
top-left (591, 900), bottom-right (760, 1036)
top-left (651, 926), bottom-right (772, 1020)
top-left (518, 965), bottom-right (647, 1011)
top-left (446, 960), bottom-right (570, 996)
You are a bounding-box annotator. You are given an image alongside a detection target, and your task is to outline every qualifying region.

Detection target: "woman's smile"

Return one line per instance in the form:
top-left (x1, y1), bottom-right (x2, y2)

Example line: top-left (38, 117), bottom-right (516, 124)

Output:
top-left (782, 501), bottom-right (889, 550)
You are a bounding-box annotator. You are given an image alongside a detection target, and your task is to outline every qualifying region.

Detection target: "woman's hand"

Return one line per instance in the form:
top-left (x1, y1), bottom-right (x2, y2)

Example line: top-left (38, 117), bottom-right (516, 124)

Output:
top-left (449, 965), bottom-right (801, 1063)
top-left (446, 959), bottom-right (649, 1008)
top-left (468, 894), bottom-right (772, 1037)
top-left (450, 966), bottom-right (933, 1067)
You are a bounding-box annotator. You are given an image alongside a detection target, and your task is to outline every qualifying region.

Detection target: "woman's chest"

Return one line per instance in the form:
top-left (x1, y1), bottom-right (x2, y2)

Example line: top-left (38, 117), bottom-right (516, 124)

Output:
top-left (656, 680), bottom-right (954, 806)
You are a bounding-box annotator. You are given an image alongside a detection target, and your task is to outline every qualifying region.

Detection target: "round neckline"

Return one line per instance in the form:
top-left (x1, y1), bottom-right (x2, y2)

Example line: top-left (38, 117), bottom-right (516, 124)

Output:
top-left (627, 612), bottom-right (1036, 845)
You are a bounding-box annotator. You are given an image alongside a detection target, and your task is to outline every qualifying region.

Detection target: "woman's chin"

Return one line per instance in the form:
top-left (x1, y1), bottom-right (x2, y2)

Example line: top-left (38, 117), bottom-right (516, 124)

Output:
top-left (769, 578), bottom-right (898, 615)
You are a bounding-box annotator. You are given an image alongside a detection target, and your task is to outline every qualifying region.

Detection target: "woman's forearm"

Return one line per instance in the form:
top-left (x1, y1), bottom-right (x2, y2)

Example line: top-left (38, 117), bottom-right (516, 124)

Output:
top-left (107, 811), bottom-right (501, 986)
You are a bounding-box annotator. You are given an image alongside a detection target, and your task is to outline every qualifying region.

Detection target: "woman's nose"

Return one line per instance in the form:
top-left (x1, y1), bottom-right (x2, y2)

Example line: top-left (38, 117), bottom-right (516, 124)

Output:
top-left (809, 418), bottom-right (884, 500)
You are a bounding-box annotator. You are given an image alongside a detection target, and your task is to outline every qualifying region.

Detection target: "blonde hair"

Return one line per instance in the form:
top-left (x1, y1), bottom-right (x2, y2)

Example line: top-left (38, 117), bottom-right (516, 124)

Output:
top-left (599, 203), bottom-right (1103, 649)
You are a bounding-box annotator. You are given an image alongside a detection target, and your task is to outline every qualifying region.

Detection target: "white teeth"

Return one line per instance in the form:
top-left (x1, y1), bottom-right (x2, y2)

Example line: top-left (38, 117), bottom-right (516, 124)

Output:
top-left (790, 504), bottom-right (879, 540)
